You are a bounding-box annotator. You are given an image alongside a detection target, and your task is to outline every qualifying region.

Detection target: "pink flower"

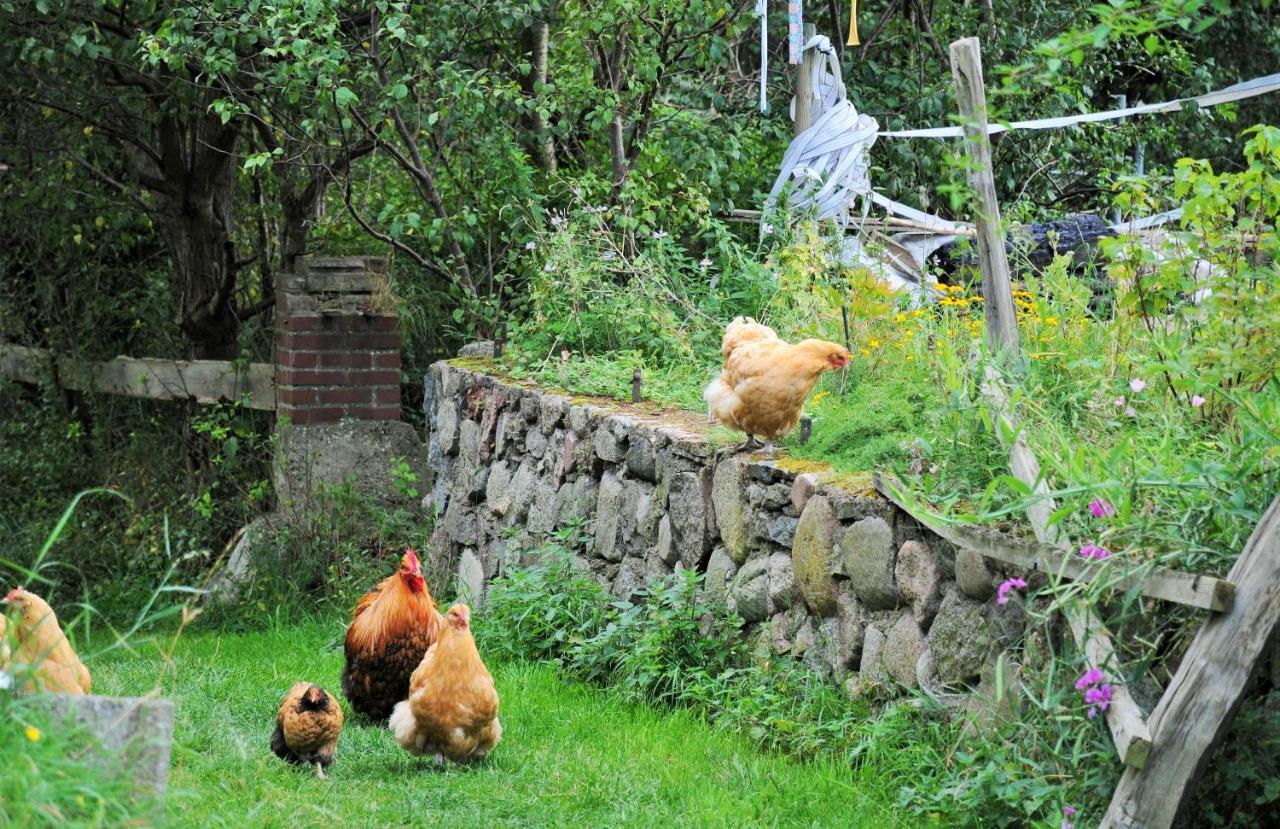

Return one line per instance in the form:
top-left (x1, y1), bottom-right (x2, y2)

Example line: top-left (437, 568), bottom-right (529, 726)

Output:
top-left (1129, 378), bottom-right (1146, 393)
top-left (1063, 806), bottom-right (1077, 816)
top-left (1079, 543), bottom-right (1111, 561)
top-left (1125, 406), bottom-right (1137, 417)
top-left (996, 577), bottom-right (1028, 606)
top-left (1075, 668), bottom-right (1104, 690)
top-left (1191, 394), bottom-right (1205, 408)
top-left (1113, 396), bottom-right (1125, 408)
top-left (1088, 499), bottom-right (1116, 519)
top-left (1085, 683), bottom-right (1113, 717)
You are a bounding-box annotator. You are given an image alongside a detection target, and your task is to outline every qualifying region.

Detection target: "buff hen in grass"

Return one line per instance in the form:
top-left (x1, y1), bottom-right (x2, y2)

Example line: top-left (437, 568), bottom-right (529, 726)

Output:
top-left (390, 603), bottom-right (502, 765)
top-left (0, 587), bottom-right (91, 695)
top-left (703, 317), bottom-right (850, 451)
top-left (270, 682), bottom-right (344, 778)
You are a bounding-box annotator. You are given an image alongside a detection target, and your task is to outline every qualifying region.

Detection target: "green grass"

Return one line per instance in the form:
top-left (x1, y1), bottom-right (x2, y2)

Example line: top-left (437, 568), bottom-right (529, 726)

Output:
top-left (91, 622), bottom-right (910, 828)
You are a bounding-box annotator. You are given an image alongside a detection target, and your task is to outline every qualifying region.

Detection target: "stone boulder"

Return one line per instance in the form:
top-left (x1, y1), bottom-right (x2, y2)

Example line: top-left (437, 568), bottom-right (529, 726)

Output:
top-left (791, 495), bottom-right (840, 616)
top-left (839, 516), bottom-right (899, 610)
top-left (712, 458), bottom-right (749, 564)
top-left (767, 552), bottom-right (797, 611)
top-left (895, 540), bottom-right (942, 627)
top-left (728, 557), bottom-right (771, 623)
top-left (955, 548), bottom-right (995, 600)
top-left (927, 587), bottom-right (992, 684)
top-left (593, 471), bottom-right (625, 561)
top-left (882, 611), bottom-right (926, 688)
top-left (702, 547), bottom-right (738, 605)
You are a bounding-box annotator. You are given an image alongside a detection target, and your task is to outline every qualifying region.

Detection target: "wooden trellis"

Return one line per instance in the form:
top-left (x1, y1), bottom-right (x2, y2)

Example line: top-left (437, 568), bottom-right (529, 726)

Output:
top-left (884, 36), bottom-right (1280, 828)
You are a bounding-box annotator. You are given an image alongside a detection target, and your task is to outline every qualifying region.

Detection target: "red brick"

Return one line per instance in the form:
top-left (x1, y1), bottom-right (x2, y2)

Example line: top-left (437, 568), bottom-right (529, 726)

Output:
top-left (373, 387), bottom-right (401, 404)
top-left (370, 315), bottom-right (400, 332)
top-left (278, 387), bottom-right (318, 406)
top-left (277, 350), bottom-right (318, 369)
top-left (318, 387), bottom-right (372, 405)
top-left (373, 351), bottom-right (401, 368)
top-left (349, 368), bottom-right (400, 386)
top-left (285, 407), bottom-right (345, 424)
top-left (282, 332), bottom-right (344, 350)
top-left (280, 315), bottom-right (324, 332)
top-left (317, 351), bottom-right (372, 369)
top-left (277, 368), bottom-right (347, 386)
top-left (347, 332), bottom-right (401, 350)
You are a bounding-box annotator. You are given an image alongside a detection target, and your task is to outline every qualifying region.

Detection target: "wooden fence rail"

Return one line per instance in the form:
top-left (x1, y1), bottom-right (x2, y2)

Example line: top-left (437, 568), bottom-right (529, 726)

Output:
top-left (1, 344), bottom-right (276, 411)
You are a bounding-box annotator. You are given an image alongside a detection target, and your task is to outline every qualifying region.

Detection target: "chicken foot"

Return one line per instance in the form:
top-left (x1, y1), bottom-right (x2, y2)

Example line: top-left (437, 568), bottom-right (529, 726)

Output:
top-left (315, 763), bottom-right (327, 779)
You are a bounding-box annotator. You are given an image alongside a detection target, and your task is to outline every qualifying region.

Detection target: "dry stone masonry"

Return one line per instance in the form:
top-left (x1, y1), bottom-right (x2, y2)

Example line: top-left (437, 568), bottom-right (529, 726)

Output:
top-left (426, 359), bottom-right (1027, 698)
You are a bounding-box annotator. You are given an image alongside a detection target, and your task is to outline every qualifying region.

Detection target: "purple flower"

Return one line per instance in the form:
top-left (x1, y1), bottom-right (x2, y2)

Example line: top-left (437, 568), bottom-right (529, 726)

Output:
top-left (550, 215), bottom-right (566, 227)
top-left (652, 230), bottom-right (668, 240)
top-left (1063, 806), bottom-right (1077, 816)
top-left (761, 222), bottom-right (775, 235)
top-left (1191, 394), bottom-right (1205, 408)
top-left (1078, 544), bottom-right (1112, 561)
top-left (1125, 406), bottom-right (1137, 417)
top-left (699, 257), bottom-right (713, 270)
top-left (1085, 683), bottom-right (1113, 718)
top-left (996, 577), bottom-right (1028, 606)
top-left (1088, 499), bottom-right (1116, 519)
top-left (1113, 396), bottom-right (1126, 408)
top-left (1075, 668), bottom-right (1104, 690)
top-left (524, 240), bottom-right (537, 250)
top-left (1129, 378), bottom-right (1147, 393)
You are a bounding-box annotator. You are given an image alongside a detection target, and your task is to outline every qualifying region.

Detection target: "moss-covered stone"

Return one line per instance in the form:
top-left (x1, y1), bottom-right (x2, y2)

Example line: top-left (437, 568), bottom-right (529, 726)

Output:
top-left (791, 494), bottom-right (840, 616)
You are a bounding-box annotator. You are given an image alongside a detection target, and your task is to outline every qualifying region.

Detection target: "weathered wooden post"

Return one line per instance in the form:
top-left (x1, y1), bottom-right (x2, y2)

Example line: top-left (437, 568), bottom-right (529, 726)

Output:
top-left (793, 22), bottom-right (818, 135)
top-left (949, 37), bottom-right (1020, 356)
top-left (950, 35), bottom-right (1150, 768)
top-left (1102, 493), bottom-right (1280, 828)
top-left (631, 367), bottom-right (643, 404)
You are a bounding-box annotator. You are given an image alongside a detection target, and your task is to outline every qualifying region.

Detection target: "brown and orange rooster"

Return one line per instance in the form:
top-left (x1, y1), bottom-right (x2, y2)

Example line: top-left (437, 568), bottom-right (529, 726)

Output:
top-left (390, 603), bottom-right (502, 765)
top-left (704, 316), bottom-right (851, 451)
top-left (342, 549), bottom-right (442, 720)
top-left (270, 682), bottom-right (344, 778)
top-left (0, 587), bottom-right (91, 695)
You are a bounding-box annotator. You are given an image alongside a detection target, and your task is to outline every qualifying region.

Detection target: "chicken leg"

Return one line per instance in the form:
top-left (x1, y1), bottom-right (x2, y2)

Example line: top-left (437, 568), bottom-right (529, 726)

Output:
top-left (315, 762), bottom-right (327, 779)
top-left (736, 434), bottom-right (763, 453)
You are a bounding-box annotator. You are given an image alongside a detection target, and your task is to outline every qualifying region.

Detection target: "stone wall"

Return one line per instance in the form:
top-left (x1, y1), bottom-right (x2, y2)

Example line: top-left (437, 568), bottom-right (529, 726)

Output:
top-left (425, 359), bottom-right (1025, 698)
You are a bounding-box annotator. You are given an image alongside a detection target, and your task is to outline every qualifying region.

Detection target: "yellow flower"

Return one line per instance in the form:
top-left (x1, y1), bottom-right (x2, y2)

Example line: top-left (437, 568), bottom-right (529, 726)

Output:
top-left (894, 313), bottom-right (907, 323)
top-left (25, 726), bottom-right (41, 743)
top-left (810, 391), bottom-right (830, 406)
top-left (860, 348), bottom-right (871, 357)
top-left (911, 309), bottom-right (925, 318)
top-left (905, 354), bottom-right (914, 361)
top-left (1046, 316), bottom-right (1059, 325)
top-left (869, 338), bottom-right (881, 349)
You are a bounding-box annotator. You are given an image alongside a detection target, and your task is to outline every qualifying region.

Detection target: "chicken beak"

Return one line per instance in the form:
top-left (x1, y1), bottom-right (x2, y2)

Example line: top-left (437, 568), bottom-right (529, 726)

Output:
top-left (401, 549), bottom-right (421, 575)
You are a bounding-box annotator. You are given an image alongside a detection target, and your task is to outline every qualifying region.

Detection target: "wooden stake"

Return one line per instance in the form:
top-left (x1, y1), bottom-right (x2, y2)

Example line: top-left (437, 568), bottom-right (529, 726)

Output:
top-left (794, 23), bottom-right (818, 136)
top-left (1103, 492), bottom-right (1280, 827)
top-left (949, 37), bottom-right (1020, 356)
top-left (631, 367), bottom-right (642, 403)
top-left (799, 416), bottom-right (813, 444)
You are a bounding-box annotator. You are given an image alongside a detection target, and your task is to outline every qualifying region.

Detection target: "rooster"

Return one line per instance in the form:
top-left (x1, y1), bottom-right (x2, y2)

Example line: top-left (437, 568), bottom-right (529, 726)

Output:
top-left (704, 317), bottom-right (850, 451)
top-left (271, 682), bottom-right (344, 778)
top-left (342, 549), bottom-right (442, 720)
top-left (390, 603), bottom-right (502, 765)
top-left (0, 587), bottom-right (91, 695)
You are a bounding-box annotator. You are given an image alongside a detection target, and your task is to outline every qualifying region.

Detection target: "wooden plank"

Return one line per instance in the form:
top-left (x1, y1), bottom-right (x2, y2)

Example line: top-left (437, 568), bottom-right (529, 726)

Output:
top-left (1, 344), bottom-right (276, 410)
top-left (950, 37), bottom-right (1020, 355)
top-left (872, 475), bottom-right (1235, 613)
top-left (979, 367), bottom-right (1152, 768)
top-left (1103, 492), bottom-right (1280, 828)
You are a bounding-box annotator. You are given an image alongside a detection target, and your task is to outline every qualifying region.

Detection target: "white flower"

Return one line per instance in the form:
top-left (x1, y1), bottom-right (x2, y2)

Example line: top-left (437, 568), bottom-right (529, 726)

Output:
top-left (524, 241), bottom-right (537, 250)
top-left (542, 262), bottom-right (557, 272)
top-left (1129, 378), bottom-right (1147, 393)
top-left (602, 250), bottom-right (617, 261)
top-left (1191, 394), bottom-right (1206, 408)
top-left (652, 230), bottom-right (668, 240)
top-left (699, 257), bottom-right (713, 270)
top-left (550, 215), bottom-right (566, 227)
top-left (1113, 396), bottom-right (1125, 408)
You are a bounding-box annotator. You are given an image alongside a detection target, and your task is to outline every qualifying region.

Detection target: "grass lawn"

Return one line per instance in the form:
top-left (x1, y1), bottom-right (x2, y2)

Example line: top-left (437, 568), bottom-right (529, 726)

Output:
top-left (92, 622), bottom-right (910, 828)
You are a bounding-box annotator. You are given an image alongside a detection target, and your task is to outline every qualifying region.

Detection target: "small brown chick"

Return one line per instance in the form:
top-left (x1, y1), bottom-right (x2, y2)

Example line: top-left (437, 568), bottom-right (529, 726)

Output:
top-left (271, 683), bottom-right (344, 778)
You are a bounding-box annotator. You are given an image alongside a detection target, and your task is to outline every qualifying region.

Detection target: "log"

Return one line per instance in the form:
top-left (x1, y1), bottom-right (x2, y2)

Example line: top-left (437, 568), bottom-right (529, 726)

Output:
top-left (1103, 492), bottom-right (1280, 827)
top-left (1, 344), bottom-right (276, 410)
top-left (950, 37), bottom-right (1020, 355)
top-left (979, 365), bottom-right (1153, 768)
top-left (872, 475), bottom-right (1235, 613)
top-left (932, 212), bottom-right (1116, 271)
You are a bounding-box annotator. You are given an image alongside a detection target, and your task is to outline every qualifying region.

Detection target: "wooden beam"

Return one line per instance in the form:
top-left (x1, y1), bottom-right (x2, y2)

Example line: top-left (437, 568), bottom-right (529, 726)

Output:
top-left (1, 344), bottom-right (276, 410)
top-left (979, 367), bottom-right (1152, 768)
top-left (872, 475), bottom-right (1235, 613)
top-left (949, 37), bottom-right (1020, 355)
top-left (1103, 492), bottom-right (1280, 827)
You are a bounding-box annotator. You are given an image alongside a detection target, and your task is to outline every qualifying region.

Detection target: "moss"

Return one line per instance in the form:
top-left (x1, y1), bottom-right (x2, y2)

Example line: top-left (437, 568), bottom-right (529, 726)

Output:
top-left (769, 456), bottom-right (837, 476)
top-left (448, 356), bottom-right (497, 372)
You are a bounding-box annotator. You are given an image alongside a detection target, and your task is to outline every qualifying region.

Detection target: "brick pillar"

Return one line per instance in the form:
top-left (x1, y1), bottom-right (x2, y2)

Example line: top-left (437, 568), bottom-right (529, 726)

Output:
top-left (274, 256), bottom-right (401, 424)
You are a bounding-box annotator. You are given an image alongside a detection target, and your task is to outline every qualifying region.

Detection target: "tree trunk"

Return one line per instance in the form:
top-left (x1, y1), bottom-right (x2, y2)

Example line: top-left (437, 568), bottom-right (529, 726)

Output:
top-left (520, 19), bottom-right (556, 173)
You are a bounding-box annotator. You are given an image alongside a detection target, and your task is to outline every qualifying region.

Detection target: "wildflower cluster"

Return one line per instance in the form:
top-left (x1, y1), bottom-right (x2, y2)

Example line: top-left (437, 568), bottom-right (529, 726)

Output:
top-left (1075, 668), bottom-right (1113, 719)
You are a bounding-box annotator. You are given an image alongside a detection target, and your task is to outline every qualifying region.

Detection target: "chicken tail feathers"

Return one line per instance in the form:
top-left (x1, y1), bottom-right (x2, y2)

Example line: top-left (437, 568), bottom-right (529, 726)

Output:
top-left (390, 699), bottom-right (426, 755)
top-left (269, 723), bottom-right (296, 762)
top-left (703, 376), bottom-right (739, 426)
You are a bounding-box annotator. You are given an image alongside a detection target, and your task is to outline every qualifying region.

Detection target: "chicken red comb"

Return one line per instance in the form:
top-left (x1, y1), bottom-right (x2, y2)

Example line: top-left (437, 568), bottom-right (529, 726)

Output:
top-left (401, 548), bottom-right (421, 574)
top-left (3, 586), bottom-right (22, 603)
